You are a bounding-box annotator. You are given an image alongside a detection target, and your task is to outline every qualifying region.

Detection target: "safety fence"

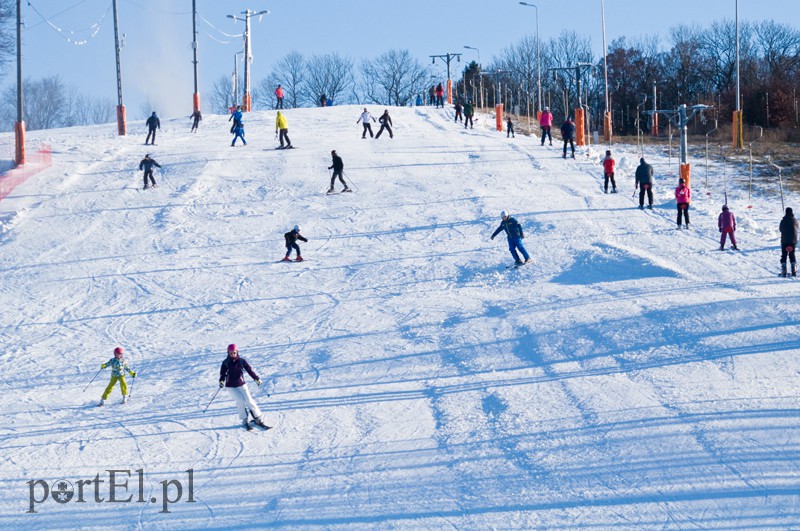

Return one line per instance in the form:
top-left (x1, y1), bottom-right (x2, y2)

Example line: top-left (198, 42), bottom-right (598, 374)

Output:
top-left (0, 145), bottom-right (52, 203)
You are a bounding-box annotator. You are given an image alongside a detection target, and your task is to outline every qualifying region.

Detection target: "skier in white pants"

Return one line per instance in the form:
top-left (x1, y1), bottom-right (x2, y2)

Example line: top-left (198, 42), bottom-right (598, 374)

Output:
top-left (219, 344), bottom-right (269, 430)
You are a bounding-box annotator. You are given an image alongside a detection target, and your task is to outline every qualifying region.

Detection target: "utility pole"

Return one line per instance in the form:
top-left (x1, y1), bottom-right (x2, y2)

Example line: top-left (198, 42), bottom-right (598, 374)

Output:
top-left (14, 0), bottom-right (24, 165)
top-left (191, 0), bottom-right (199, 112)
top-left (550, 63), bottom-right (594, 146)
top-left (644, 103), bottom-right (712, 189)
top-left (228, 9), bottom-right (269, 111)
top-left (430, 52), bottom-right (462, 105)
top-left (112, 0), bottom-right (125, 135)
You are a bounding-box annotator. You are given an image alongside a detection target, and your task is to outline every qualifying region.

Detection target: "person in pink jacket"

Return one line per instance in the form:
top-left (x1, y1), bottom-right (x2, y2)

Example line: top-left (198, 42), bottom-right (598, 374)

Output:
top-left (539, 106), bottom-right (553, 146)
top-left (718, 205), bottom-right (738, 250)
top-left (674, 178), bottom-right (691, 229)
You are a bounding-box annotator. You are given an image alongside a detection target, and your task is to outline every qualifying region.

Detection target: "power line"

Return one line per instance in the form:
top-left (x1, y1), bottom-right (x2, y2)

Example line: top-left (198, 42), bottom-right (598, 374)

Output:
top-left (26, 0), bottom-right (112, 45)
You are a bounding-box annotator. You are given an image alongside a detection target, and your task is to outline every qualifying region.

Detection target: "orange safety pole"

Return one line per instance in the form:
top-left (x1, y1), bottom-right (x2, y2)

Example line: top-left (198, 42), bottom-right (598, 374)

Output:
top-left (680, 163), bottom-right (691, 190)
top-left (193, 92), bottom-right (200, 113)
top-left (732, 110), bottom-right (743, 148)
top-left (116, 105), bottom-right (127, 136)
top-left (574, 108), bottom-right (585, 146)
top-left (446, 79), bottom-right (453, 105)
top-left (652, 113), bottom-right (659, 136)
top-left (243, 93), bottom-right (252, 112)
top-left (603, 111), bottom-right (612, 142)
top-left (14, 121), bottom-right (25, 166)
top-left (495, 104), bottom-right (503, 131)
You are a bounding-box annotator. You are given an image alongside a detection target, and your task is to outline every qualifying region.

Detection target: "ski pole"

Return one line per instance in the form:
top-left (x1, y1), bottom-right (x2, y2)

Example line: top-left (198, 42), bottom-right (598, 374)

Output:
top-left (343, 171), bottom-right (359, 192)
top-left (203, 386), bottom-right (222, 413)
top-left (83, 368), bottom-right (103, 393)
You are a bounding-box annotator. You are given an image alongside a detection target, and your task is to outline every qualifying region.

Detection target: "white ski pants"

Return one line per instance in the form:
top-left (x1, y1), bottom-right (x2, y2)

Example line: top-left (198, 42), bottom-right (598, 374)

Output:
top-left (228, 385), bottom-right (264, 422)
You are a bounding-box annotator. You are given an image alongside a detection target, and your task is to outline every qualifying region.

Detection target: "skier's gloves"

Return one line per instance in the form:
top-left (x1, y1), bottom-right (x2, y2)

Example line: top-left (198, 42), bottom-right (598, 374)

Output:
top-left (219, 381), bottom-right (225, 388)
top-left (101, 363), bottom-right (107, 369)
top-left (257, 379), bottom-right (262, 386)
top-left (131, 372), bottom-right (137, 378)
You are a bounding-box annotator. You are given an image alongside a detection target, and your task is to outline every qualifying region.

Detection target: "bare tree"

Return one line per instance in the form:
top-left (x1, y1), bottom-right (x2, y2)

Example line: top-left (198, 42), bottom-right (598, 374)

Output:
top-left (360, 49), bottom-right (428, 106)
top-left (261, 51), bottom-right (305, 109)
top-left (0, 0), bottom-right (15, 79)
top-left (755, 20), bottom-right (800, 82)
top-left (210, 75), bottom-right (237, 114)
top-left (18, 76), bottom-right (68, 130)
top-left (304, 53), bottom-right (355, 106)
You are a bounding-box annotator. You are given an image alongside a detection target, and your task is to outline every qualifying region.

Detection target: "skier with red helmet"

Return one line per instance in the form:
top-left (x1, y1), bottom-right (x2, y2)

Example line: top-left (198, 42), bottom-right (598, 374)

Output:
top-left (98, 346), bottom-right (136, 406)
top-left (219, 344), bottom-right (269, 431)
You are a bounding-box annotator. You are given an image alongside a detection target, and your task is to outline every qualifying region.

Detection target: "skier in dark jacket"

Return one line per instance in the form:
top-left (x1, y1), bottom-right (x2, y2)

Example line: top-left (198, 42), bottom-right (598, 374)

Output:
top-left (327, 150), bottom-right (349, 193)
top-left (190, 110), bottom-right (202, 132)
top-left (506, 117), bottom-right (515, 138)
top-left (463, 102), bottom-right (475, 129)
top-left (219, 344), bottom-right (268, 430)
top-left (491, 210), bottom-right (530, 266)
top-left (138, 154), bottom-right (161, 189)
top-left (560, 117), bottom-right (576, 158)
top-left (283, 225), bottom-right (308, 261)
top-left (454, 101), bottom-right (463, 122)
top-left (635, 157), bottom-right (654, 209)
top-left (145, 112), bottom-right (160, 145)
top-left (779, 207), bottom-right (798, 277)
top-left (375, 110), bottom-right (393, 139)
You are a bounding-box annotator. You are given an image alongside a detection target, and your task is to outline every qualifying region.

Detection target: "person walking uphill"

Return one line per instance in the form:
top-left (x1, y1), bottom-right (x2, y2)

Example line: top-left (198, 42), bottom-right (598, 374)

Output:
top-left (145, 112), bottom-right (160, 145)
top-left (674, 178), bottom-right (691, 228)
top-left (635, 157), bottom-right (654, 209)
top-left (98, 347), bottom-right (136, 406)
top-left (540, 106), bottom-right (553, 146)
top-left (327, 150), bottom-right (349, 193)
top-left (376, 109), bottom-right (393, 139)
top-left (718, 205), bottom-right (738, 251)
top-left (779, 207), bottom-right (799, 277)
top-left (435, 83), bottom-right (445, 108)
top-left (561, 117), bottom-right (576, 158)
top-left (491, 210), bottom-right (530, 267)
top-left (231, 121), bottom-right (246, 146)
top-left (463, 101), bottom-right (475, 129)
top-left (275, 111), bottom-right (291, 148)
top-left (283, 225), bottom-right (308, 261)
top-left (602, 150), bottom-right (617, 193)
top-left (139, 154), bottom-right (161, 190)
top-left (219, 344), bottom-right (269, 431)
top-left (357, 108), bottom-right (375, 138)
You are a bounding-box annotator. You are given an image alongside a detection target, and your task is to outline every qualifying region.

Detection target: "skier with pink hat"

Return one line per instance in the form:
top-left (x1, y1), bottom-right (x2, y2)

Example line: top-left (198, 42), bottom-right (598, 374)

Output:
top-left (219, 344), bottom-right (270, 431)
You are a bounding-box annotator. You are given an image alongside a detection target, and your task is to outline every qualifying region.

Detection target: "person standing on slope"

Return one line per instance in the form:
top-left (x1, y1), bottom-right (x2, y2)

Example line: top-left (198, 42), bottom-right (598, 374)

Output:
top-left (275, 111), bottom-right (292, 148)
top-left (539, 106), bottom-right (553, 146)
top-left (145, 112), bottom-right (160, 145)
top-left (139, 153), bottom-right (162, 189)
top-left (602, 150), bottom-right (617, 193)
top-left (283, 225), bottom-right (308, 261)
top-left (779, 207), bottom-right (798, 277)
top-left (376, 109), bottom-right (393, 139)
top-left (190, 109), bottom-right (202, 132)
top-left (674, 178), bottom-right (691, 229)
top-left (635, 157), bottom-right (654, 210)
top-left (357, 108), bottom-right (375, 139)
top-left (454, 101), bottom-right (463, 122)
top-left (219, 344), bottom-right (268, 431)
top-left (275, 84), bottom-right (284, 109)
top-left (231, 121), bottom-right (246, 147)
top-left (435, 83), bottom-right (445, 108)
top-left (491, 210), bottom-right (530, 267)
top-left (506, 116), bottom-right (515, 138)
top-left (463, 101), bottom-right (475, 129)
top-left (98, 347), bottom-right (136, 406)
top-left (718, 205), bottom-right (738, 251)
top-left (229, 105), bottom-right (243, 133)
top-left (327, 150), bottom-right (349, 193)
top-left (560, 117), bottom-right (576, 159)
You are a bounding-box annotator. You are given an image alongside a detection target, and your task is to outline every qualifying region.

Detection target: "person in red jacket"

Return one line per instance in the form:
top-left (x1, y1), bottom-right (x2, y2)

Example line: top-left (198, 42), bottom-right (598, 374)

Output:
top-left (274, 84), bottom-right (284, 109)
top-left (539, 106), bottom-right (553, 146)
top-left (674, 178), bottom-right (691, 228)
top-left (601, 150), bottom-right (616, 193)
top-left (718, 205), bottom-right (738, 250)
top-left (435, 83), bottom-right (444, 108)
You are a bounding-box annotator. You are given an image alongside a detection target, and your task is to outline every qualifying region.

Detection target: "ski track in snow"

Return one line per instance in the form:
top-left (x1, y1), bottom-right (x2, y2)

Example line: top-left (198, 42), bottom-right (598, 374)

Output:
top-left (0, 106), bottom-right (799, 528)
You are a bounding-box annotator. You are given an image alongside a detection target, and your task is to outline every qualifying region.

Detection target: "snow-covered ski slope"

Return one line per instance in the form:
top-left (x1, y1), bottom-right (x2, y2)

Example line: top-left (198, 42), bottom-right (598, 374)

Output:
top-left (1, 104), bottom-right (799, 528)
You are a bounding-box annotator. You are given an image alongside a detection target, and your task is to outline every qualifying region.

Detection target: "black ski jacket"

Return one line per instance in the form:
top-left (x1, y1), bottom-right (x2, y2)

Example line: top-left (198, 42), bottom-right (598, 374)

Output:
top-left (284, 230), bottom-right (308, 246)
top-left (491, 217), bottom-right (524, 240)
top-left (328, 154), bottom-right (344, 172)
top-left (780, 214), bottom-right (799, 246)
top-left (635, 161), bottom-right (654, 186)
top-left (219, 355), bottom-right (260, 388)
top-left (379, 113), bottom-right (392, 126)
top-left (146, 115), bottom-right (160, 130)
top-left (139, 157), bottom-right (161, 172)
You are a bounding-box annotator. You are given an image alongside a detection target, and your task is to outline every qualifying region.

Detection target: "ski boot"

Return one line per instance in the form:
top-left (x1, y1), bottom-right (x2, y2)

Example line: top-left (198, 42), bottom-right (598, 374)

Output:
top-left (122, 395), bottom-right (128, 404)
top-left (647, 204), bottom-right (653, 210)
top-left (719, 245), bottom-right (725, 251)
top-left (732, 245), bottom-right (739, 250)
top-left (98, 398), bottom-right (105, 407)
top-left (244, 419), bottom-right (253, 431)
top-left (342, 187), bottom-right (352, 193)
top-left (252, 417), bottom-right (270, 429)
top-left (295, 256), bottom-right (304, 262)
top-left (781, 263), bottom-right (788, 278)
top-left (281, 256), bottom-right (292, 262)
top-left (327, 188), bottom-right (335, 194)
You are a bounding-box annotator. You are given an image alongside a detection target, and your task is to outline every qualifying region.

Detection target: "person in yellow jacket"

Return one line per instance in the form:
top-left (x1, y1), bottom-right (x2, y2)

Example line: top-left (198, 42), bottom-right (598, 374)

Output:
top-left (99, 346), bottom-right (136, 406)
top-left (275, 111), bottom-right (292, 149)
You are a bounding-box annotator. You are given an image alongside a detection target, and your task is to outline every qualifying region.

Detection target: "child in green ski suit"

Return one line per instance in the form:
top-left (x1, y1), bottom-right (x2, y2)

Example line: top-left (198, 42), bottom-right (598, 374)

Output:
top-left (99, 347), bottom-right (136, 405)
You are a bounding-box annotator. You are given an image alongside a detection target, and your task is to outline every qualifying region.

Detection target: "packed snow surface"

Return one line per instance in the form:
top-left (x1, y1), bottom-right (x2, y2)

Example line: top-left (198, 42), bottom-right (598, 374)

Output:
top-left (1, 104), bottom-right (799, 528)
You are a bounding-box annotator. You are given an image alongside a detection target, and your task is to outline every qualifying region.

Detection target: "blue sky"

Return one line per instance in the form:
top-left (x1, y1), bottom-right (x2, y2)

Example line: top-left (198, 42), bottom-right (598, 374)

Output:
top-left (14, 0), bottom-right (800, 119)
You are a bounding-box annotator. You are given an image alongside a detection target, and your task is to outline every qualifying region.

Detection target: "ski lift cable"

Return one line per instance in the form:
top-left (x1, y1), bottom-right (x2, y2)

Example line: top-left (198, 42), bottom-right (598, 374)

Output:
top-left (26, 0), bottom-right (112, 46)
top-left (199, 14), bottom-right (243, 39)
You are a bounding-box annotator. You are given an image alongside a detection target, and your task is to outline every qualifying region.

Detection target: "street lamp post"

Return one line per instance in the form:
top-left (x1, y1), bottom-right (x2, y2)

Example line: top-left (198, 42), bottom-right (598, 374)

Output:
top-left (518, 2), bottom-right (541, 118)
top-left (733, 0), bottom-right (743, 148)
top-left (228, 9), bottom-right (269, 112)
top-left (601, 0), bottom-right (611, 142)
top-left (463, 46), bottom-right (483, 108)
top-left (430, 52), bottom-right (462, 105)
top-left (191, 0), bottom-right (200, 113)
top-left (14, 0), bottom-right (24, 165)
top-left (112, 0), bottom-right (126, 135)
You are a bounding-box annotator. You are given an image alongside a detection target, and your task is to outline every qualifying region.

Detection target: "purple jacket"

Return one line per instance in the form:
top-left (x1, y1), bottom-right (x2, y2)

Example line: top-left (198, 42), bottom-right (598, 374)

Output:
top-left (718, 210), bottom-right (736, 231)
top-left (220, 355), bottom-right (260, 387)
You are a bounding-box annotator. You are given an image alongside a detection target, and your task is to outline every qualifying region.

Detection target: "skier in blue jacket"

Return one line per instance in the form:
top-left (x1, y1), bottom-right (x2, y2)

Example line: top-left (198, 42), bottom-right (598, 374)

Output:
top-left (491, 210), bottom-right (530, 266)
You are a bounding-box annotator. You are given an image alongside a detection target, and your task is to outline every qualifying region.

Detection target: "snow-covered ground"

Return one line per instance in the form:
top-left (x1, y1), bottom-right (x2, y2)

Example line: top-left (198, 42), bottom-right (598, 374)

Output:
top-left (1, 104), bottom-right (799, 528)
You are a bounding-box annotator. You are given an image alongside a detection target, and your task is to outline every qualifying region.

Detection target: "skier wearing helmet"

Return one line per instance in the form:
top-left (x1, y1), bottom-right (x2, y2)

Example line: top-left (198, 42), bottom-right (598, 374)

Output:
top-left (219, 344), bottom-right (269, 431)
top-left (490, 210), bottom-right (530, 267)
top-left (98, 347), bottom-right (136, 406)
top-left (283, 225), bottom-right (308, 262)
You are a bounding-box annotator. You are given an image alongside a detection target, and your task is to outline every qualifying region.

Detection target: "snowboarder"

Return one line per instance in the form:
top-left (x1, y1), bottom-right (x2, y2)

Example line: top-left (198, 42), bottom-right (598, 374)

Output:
top-left (463, 101), bottom-right (475, 129)
top-left (98, 347), bottom-right (136, 406)
top-left (229, 105), bottom-right (243, 133)
top-left (490, 210), bottom-right (530, 267)
top-left (435, 83), bottom-right (445, 108)
top-left (357, 108), bottom-right (375, 138)
top-left (718, 205), bottom-right (738, 251)
top-left (231, 121), bottom-right (246, 146)
top-left (375, 109), bottom-right (393, 139)
top-left (560, 117), bottom-right (576, 158)
top-left (275, 111), bottom-right (291, 148)
top-left (635, 157), bottom-right (654, 209)
top-left (218, 344), bottom-right (268, 431)
top-left (327, 150), bottom-right (349, 193)
top-left (602, 150), bottom-right (617, 193)
top-left (283, 225), bottom-right (307, 261)
top-left (145, 112), bottom-right (160, 145)
top-left (506, 116), bottom-right (515, 138)
top-left (454, 101), bottom-right (463, 122)
top-left (675, 178), bottom-right (691, 228)
top-left (779, 207), bottom-right (798, 277)
top-left (138, 154), bottom-right (162, 189)
top-left (275, 84), bottom-right (284, 109)
top-left (540, 106), bottom-right (553, 145)
top-left (190, 109), bottom-right (202, 132)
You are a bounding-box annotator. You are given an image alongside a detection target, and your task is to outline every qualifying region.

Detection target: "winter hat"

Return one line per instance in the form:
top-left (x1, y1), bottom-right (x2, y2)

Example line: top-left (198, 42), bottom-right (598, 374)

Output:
top-left (640, 157), bottom-right (646, 164)
top-left (227, 343), bottom-right (237, 352)
top-left (787, 207), bottom-right (794, 216)
top-left (679, 178), bottom-right (685, 184)
top-left (500, 210), bottom-right (509, 219)
top-left (722, 205), bottom-right (729, 211)
top-left (114, 346), bottom-right (123, 355)
top-left (544, 106), bottom-right (549, 111)
top-left (293, 225), bottom-right (300, 232)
